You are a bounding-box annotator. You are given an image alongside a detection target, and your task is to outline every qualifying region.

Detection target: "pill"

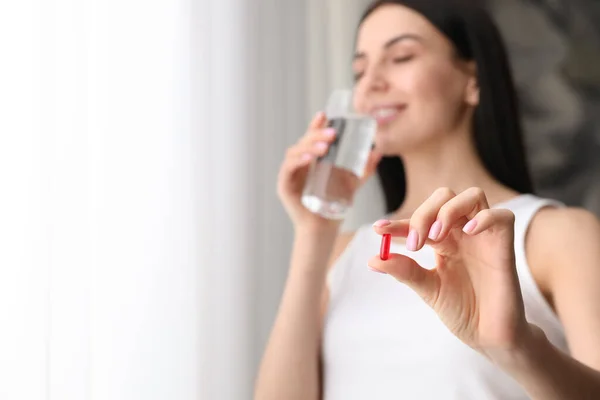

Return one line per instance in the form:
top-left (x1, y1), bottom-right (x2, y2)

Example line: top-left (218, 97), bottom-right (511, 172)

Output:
top-left (380, 234), bottom-right (391, 260)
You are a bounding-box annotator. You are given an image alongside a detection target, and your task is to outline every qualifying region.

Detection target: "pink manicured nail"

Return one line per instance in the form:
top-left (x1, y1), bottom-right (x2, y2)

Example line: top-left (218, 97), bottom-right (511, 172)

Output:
top-left (463, 219), bottom-right (478, 234)
top-left (324, 128), bottom-right (336, 137)
top-left (407, 229), bottom-right (419, 251)
top-left (373, 219), bottom-right (391, 227)
top-left (428, 220), bottom-right (442, 241)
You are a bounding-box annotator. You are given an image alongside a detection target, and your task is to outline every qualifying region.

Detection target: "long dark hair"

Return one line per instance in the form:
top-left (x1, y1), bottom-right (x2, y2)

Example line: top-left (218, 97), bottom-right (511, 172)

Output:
top-left (358, 0), bottom-right (534, 213)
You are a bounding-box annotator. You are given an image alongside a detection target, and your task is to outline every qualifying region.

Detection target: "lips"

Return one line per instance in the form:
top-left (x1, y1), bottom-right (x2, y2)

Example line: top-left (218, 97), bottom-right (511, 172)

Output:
top-left (369, 105), bottom-right (406, 125)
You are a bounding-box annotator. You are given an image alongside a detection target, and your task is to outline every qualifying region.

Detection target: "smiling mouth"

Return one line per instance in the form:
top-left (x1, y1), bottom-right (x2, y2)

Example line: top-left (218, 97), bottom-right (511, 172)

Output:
top-left (370, 105), bottom-right (406, 125)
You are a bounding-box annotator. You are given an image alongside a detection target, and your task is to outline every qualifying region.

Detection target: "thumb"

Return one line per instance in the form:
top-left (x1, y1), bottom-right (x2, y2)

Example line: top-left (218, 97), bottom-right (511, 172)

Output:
top-left (368, 254), bottom-right (440, 306)
top-left (361, 149), bottom-right (383, 182)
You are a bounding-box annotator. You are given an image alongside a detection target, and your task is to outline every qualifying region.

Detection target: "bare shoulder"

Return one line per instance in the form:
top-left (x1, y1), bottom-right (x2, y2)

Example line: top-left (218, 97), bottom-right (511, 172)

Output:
top-left (527, 206), bottom-right (600, 257)
top-left (526, 206), bottom-right (600, 368)
top-left (526, 206), bottom-right (600, 301)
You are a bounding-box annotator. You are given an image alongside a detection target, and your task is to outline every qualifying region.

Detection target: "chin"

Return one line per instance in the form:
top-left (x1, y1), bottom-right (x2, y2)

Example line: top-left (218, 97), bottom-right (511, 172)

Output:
top-left (374, 134), bottom-right (410, 157)
top-left (375, 123), bottom-right (434, 156)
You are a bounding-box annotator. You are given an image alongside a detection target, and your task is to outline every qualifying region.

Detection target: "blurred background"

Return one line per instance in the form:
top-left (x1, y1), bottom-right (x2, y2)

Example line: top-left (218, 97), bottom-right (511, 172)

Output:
top-left (0, 0), bottom-right (597, 399)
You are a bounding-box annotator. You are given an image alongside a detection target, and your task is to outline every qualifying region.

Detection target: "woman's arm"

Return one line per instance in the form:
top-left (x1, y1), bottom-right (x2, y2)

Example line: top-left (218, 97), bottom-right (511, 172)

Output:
top-left (495, 207), bottom-right (600, 399)
top-left (494, 324), bottom-right (600, 400)
top-left (254, 226), bottom-right (354, 400)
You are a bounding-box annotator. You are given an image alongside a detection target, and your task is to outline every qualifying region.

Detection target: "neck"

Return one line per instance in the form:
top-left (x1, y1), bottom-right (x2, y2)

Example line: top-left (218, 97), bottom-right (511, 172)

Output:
top-left (393, 132), bottom-right (518, 218)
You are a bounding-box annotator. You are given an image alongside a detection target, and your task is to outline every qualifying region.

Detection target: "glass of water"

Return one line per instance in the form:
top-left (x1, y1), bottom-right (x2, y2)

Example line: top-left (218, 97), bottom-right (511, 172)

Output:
top-left (301, 89), bottom-right (377, 220)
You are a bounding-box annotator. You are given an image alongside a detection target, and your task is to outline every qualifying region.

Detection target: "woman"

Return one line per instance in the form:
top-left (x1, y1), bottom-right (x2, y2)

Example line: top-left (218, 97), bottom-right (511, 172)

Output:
top-left (255, 1), bottom-right (600, 399)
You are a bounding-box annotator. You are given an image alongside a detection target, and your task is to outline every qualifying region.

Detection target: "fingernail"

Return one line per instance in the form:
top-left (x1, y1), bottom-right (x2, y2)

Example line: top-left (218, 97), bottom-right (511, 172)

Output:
top-left (407, 229), bottom-right (419, 251)
top-left (315, 141), bottom-right (328, 151)
top-left (428, 220), bottom-right (442, 241)
top-left (463, 219), bottom-right (478, 234)
top-left (301, 153), bottom-right (313, 162)
top-left (315, 111), bottom-right (325, 119)
top-left (368, 265), bottom-right (387, 274)
top-left (324, 128), bottom-right (336, 137)
top-left (373, 219), bottom-right (391, 227)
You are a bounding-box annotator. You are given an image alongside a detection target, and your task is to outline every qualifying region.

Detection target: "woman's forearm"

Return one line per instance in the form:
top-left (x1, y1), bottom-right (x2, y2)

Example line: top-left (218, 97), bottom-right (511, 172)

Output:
top-left (495, 324), bottom-right (600, 400)
top-left (254, 225), bottom-right (338, 400)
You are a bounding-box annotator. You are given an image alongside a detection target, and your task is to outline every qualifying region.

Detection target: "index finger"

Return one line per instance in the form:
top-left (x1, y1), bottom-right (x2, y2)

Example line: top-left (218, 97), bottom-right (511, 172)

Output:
top-left (373, 219), bottom-right (437, 247)
top-left (309, 111), bottom-right (327, 129)
top-left (373, 219), bottom-right (410, 237)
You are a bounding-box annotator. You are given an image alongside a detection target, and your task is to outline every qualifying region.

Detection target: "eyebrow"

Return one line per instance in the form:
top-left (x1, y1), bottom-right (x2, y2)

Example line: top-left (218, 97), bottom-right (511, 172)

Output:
top-left (353, 33), bottom-right (422, 60)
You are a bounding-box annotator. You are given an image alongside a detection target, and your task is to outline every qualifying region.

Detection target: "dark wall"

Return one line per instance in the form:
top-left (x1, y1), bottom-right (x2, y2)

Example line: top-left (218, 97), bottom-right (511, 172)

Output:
top-left (489, 0), bottom-right (600, 215)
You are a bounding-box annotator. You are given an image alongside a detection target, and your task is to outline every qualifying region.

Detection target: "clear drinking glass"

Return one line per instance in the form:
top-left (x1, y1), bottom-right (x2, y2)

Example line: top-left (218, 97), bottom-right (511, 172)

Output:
top-left (301, 89), bottom-right (377, 220)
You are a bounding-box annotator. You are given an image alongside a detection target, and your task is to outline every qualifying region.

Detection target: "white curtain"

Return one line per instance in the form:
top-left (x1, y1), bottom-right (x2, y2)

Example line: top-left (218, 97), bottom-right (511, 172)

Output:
top-left (2, 0), bottom-right (200, 398)
top-left (0, 0), bottom-right (378, 399)
top-left (193, 0), bottom-right (310, 398)
top-left (308, 0), bottom-right (385, 231)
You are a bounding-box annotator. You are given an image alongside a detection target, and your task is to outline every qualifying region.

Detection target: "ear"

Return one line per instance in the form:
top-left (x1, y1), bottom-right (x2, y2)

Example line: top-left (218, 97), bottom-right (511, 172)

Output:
top-left (464, 62), bottom-right (479, 107)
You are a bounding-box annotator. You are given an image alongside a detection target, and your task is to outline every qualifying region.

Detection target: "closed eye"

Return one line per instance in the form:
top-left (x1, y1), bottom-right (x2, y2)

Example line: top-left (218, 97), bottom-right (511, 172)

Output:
top-left (393, 55), bottom-right (413, 63)
top-left (354, 55), bottom-right (414, 81)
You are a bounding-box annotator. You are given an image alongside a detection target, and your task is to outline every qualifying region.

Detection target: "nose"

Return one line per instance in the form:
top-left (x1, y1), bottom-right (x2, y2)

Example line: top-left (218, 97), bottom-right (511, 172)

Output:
top-left (354, 63), bottom-right (389, 111)
top-left (364, 65), bottom-right (389, 93)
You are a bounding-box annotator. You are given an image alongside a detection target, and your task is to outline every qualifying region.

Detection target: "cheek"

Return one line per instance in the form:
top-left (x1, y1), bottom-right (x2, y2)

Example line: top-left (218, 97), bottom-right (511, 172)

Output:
top-left (404, 68), bottom-right (467, 138)
top-left (386, 64), bottom-right (467, 146)
top-left (399, 63), bottom-right (463, 109)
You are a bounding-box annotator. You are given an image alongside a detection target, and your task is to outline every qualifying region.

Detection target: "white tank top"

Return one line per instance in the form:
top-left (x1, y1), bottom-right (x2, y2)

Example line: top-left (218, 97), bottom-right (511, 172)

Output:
top-left (322, 194), bottom-right (568, 400)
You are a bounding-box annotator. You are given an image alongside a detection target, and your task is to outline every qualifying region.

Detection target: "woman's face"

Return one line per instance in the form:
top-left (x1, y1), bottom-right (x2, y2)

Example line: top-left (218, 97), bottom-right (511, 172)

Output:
top-left (353, 4), bottom-right (479, 155)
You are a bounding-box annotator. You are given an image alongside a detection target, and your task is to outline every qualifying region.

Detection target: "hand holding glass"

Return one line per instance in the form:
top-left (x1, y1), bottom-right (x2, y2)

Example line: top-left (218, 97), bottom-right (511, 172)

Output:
top-left (301, 89), bottom-right (377, 220)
